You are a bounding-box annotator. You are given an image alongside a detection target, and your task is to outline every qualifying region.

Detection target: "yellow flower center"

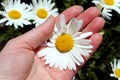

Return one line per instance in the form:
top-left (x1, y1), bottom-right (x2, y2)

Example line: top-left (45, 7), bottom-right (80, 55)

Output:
top-left (114, 69), bottom-right (120, 78)
top-left (55, 34), bottom-right (74, 53)
top-left (8, 10), bottom-right (21, 19)
top-left (36, 8), bottom-right (48, 19)
top-left (104, 0), bottom-right (114, 5)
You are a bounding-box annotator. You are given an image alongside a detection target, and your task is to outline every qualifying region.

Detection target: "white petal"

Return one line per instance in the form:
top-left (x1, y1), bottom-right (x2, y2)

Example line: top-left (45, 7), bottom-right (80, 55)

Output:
top-left (112, 7), bottom-right (120, 14)
top-left (79, 32), bottom-right (93, 39)
top-left (60, 14), bottom-right (67, 33)
top-left (54, 54), bottom-right (61, 68)
top-left (72, 32), bottom-right (82, 37)
top-left (59, 56), bottom-right (64, 70)
top-left (56, 22), bottom-right (62, 32)
top-left (67, 19), bottom-right (83, 34)
top-left (71, 54), bottom-right (81, 65)
top-left (72, 48), bottom-right (85, 63)
top-left (49, 38), bottom-right (55, 43)
top-left (74, 47), bottom-right (91, 56)
top-left (110, 73), bottom-right (115, 77)
top-left (113, 58), bottom-right (117, 69)
top-left (49, 55), bottom-right (57, 67)
top-left (60, 54), bottom-right (69, 70)
top-left (92, 0), bottom-right (101, 5)
top-left (75, 44), bottom-right (93, 49)
top-left (47, 42), bottom-right (55, 47)
top-left (47, 3), bottom-right (55, 11)
top-left (60, 14), bottom-right (66, 27)
top-left (37, 47), bottom-right (52, 57)
top-left (45, 49), bottom-right (59, 67)
top-left (0, 18), bottom-right (8, 23)
top-left (0, 11), bottom-right (7, 16)
top-left (22, 20), bottom-right (31, 25)
top-left (6, 20), bottom-right (12, 26)
top-left (75, 39), bottom-right (91, 45)
top-left (49, 9), bottom-right (58, 15)
top-left (45, 59), bottom-right (49, 64)
top-left (71, 50), bottom-right (84, 65)
top-left (102, 8), bottom-right (112, 19)
top-left (67, 54), bottom-right (76, 70)
top-left (55, 61), bottom-right (59, 68)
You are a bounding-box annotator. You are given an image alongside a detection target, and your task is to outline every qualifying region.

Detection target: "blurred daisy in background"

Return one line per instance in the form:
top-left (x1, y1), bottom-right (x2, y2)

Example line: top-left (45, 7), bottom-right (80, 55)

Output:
top-left (92, 0), bottom-right (120, 19)
top-left (110, 58), bottom-right (120, 80)
top-left (0, 0), bottom-right (33, 28)
top-left (30, 0), bottom-right (58, 27)
top-left (37, 14), bottom-right (93, 70)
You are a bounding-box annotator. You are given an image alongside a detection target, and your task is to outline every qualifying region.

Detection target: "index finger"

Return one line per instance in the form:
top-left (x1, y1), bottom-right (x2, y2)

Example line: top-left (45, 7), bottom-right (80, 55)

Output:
top-left (56, 5), bottom-right (83, 23)
top-left (77, 7), bottom-right (100, 28)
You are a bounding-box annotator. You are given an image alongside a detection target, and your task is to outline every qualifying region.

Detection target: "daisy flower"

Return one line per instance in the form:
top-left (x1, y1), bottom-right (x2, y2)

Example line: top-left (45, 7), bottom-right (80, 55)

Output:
top-left (92, 0), bottom-right (120, 19)
top-left (110, 58), bottom-right (120, 80)
top-left (0, 0), bottom-right (33, 28)
top-left (37, 15), bottom-right (93, 70)
top-left (30, 0), bottom-right (59, 27)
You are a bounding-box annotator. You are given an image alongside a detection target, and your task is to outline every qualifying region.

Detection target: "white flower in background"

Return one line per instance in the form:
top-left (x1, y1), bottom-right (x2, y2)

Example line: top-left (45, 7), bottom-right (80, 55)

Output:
top-left (92, 0), bottom-right (120, 11)
top-left (0, 0), bottom-right (33, 28)
top-left (37, 15), bottom-right (93, 70)
top-left (31, 0), bottom-right (59, 27)
top-left (92, 0), bottom-right (120, 19)
top-left (110, 58), bottom-right (120, 80)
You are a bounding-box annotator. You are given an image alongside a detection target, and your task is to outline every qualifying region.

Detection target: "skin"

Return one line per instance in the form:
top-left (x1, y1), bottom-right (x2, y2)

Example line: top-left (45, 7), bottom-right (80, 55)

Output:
top-left (0, 6), bottom-right (105, 80)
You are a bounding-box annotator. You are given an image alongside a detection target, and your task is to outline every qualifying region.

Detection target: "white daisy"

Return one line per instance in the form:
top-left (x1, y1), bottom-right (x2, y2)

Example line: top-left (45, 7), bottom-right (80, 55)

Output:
top-left (30, 0), bottom-right (59, 27)
top-left (110, 58), bottom-right (120, 80)
top-left (92, 0), bottom-right (120, 19)
top-left (92, 0), bottom-right (120, 10)
top-left (0, 0), bottom-right (33, 28)
top-left (37, 15), bottom-right (93, 70)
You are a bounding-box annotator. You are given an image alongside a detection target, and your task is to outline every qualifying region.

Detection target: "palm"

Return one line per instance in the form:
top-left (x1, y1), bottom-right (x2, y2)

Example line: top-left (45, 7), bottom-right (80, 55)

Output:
top-left (0, 46), bottom-right (76, 80)
top-left (25, 55), bottom-right (76, 80)
top-left (0, 6), bottom-right (105, 80)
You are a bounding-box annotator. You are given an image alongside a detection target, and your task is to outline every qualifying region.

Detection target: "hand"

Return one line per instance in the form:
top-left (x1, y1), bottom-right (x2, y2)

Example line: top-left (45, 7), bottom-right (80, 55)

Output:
top-left (0, 6), bottom-right (105, 80)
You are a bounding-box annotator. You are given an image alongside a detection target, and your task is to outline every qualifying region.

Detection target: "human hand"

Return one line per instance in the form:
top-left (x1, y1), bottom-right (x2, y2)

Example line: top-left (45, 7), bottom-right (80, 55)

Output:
top-left (0, 5), bottom-right (105, 80)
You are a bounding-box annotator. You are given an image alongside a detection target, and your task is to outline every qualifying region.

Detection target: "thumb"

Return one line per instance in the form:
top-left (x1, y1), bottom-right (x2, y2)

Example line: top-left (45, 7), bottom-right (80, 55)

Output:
top-left (17, 15), bottom-right (55, 50)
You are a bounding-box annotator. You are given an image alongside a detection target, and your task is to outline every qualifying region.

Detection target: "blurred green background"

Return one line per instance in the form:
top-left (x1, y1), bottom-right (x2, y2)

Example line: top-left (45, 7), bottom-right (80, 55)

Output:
top-left (0, 0), bottom-right (120, 80)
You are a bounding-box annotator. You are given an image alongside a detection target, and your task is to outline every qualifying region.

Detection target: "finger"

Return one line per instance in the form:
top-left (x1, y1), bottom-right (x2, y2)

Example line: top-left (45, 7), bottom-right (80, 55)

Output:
top-left (82, 17), bottom-right (105, 33)
top-left (84, 33), bottom-right (102, 62)
top-left (90, 33), bottom-right (102, 53)
top-left (56, 5), bottom-right (83, 23)
top-left (77, 33), bottom-right (102, 69)
top-left (17, 16), bottom-right (55, 50)
top-left (76, 7), bottom-right (100, 28)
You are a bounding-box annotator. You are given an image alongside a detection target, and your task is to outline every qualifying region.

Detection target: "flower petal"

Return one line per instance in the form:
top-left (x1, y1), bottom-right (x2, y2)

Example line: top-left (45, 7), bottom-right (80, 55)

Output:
top-left (67, 19), bottom-right (83, 35)
top-left (79, 32), bottom-right (93, 39)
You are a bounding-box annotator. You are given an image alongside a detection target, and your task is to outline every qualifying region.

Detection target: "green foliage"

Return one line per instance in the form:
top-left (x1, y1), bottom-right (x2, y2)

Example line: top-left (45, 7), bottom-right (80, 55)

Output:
top-left (0, 0), bottom-right (120, 80)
